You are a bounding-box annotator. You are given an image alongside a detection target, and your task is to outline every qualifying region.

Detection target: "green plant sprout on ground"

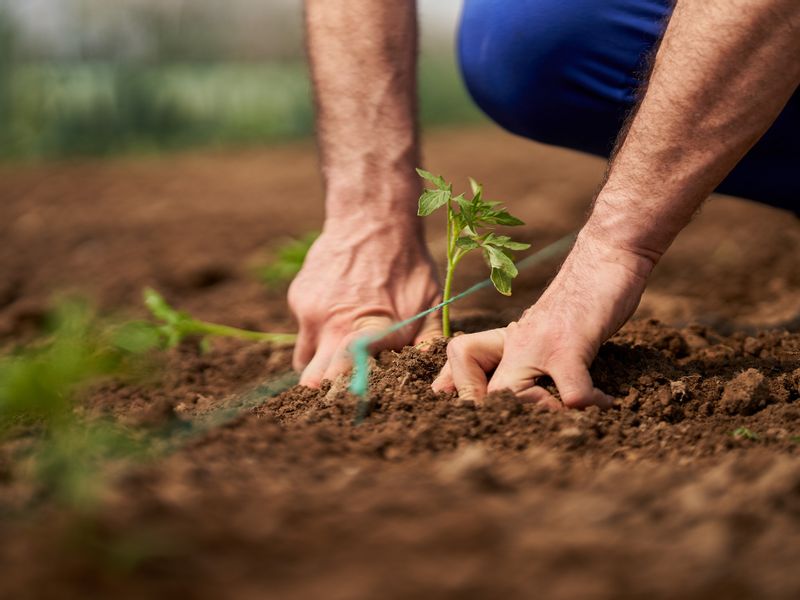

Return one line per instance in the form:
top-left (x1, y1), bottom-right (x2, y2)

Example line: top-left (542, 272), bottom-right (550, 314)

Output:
top-left (732, 426), bottom-right (759, 441)
top-left (257, 231), bottom-right (318, 288)
top-left (416, 169), bottom-right (530, 337)
top-left (144, 288), bottom-right (296, 348)
top-left (0, 301), bottom-right (154, 508)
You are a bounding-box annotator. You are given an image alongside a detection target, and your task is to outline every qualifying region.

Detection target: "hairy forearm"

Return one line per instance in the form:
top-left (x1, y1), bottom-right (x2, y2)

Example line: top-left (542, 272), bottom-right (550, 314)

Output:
top-left (305, 0), bottom-right (420, 225)
top-left (585, 0), bottom-right (800, 264)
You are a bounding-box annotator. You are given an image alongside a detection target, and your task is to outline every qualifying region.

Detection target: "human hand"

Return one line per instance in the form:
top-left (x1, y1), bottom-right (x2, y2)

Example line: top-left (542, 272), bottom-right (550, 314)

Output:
top-left (288, 218), bottom-right (441, 387)
top-left (432, 230), bottom-right (655, 408)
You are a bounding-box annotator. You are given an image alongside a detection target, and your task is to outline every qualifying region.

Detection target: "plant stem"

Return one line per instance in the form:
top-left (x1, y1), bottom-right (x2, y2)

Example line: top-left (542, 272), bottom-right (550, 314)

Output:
top-left (192, 322), bottom-right (297, 345)
top-left (443, 198), bottom-right (454, 337)
top-left (442, 262), bottom-right (454, 338)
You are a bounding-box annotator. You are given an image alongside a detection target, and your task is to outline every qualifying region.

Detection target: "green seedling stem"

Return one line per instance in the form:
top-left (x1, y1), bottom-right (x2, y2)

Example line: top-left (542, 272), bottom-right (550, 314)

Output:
top-left (143, 288), bottom-right (296, 347)
top-left (417, 169), bottom-right (530, 337)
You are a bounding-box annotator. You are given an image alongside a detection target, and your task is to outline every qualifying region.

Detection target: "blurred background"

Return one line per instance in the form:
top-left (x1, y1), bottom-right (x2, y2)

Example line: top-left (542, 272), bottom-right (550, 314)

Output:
top-left (0, 0), bottom-right (483, 161)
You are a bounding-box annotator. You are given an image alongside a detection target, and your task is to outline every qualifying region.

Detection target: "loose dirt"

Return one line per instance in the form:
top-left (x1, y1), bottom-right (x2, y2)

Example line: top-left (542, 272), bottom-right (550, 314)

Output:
top-left (0, 127), bottom-right (799, 599)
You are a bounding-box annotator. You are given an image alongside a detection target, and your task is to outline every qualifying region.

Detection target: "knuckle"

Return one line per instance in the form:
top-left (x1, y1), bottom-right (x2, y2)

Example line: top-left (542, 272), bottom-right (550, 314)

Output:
top-left (456, 385), bottom-right (480, 400)
top-left (560, 390), bottom-right (588, 409)
top-left (446, 336), bottom-right (468, 359)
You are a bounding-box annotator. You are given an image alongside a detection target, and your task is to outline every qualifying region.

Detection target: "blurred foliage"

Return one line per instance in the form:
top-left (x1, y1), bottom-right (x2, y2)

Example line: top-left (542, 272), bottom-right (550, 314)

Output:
top-left (0, 58), bottom-right (484, 160)
top-left (143, 288), bottom-right (296, 347)
top-left (257, 231), bottom-right (318, 288)
top-left (0, 300), bottom-right (157, 508)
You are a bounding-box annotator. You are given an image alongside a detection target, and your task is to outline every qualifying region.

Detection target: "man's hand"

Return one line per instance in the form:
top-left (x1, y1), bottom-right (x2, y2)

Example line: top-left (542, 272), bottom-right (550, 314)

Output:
top-left (435, 0), bottom-right (799, 406)
top-left (432, 231), bottom-right (649, 407)
top-left (298, 1), bottom-right (426, 385)
top-left (289, 219), bottom-right (440, 387)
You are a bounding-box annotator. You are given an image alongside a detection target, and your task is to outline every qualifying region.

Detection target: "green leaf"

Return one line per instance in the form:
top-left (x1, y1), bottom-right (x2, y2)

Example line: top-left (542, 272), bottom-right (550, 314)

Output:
top-left (490, 267), bottom-right (513, 296)
top-left (453, 194), bottom-right (477, 235)
top-left (417, 188), bottom-right (451, 216)
top-left (111, 321), bottom-right (162, 354)
top-left (455, 236), bottom-right (480, 251)
top-left (484, 210), bottom-right (525, 227)
top-left (484, 245), bottom-right (518, 278)
top-left (499, 240), bottom-right (531, 251)
top-left (468, 177), bottom-right (483, 201)
top-left (143, 288), bottom-right (181, 324)
top-left (259, 232), bottom-right (318, 287)
top-left (416, 168), bottom-right (449, 190)
top-left (483, 234), bottom-right (531, 251)
top-left (732, 426), bottom-right (759, 441)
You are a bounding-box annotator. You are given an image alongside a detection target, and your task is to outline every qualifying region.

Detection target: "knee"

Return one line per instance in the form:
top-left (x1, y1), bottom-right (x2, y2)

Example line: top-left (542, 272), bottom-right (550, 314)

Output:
top-left (457, 0), bottom-right (589, 144)
top-left (457, 0), bottom-right (653, 155)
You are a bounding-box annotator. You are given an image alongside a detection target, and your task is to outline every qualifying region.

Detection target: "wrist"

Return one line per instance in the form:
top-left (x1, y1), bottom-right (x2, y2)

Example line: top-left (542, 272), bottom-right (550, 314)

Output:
top-left (580, 192), bottom-right (666, 274)
top-left (566, 222), bottom-right (657, 289)
top-left (324, 171), bottom-right (423, 233)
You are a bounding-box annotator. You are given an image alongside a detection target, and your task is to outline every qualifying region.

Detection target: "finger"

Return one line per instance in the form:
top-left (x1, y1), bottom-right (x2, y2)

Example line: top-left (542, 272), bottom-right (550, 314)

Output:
top-left (292, 324), bottom-right (317, 372)
top-left (515, 386), bottom-right (563, 411)
top-left (431, 361), bottom-right (454, 392)
top-left (413, 307), bottom-right (443, 346)
top-left (299, 332), bottom-right (342, 388)
top-left (321, 317), bottom-right (396, 383)
top-left (549, 358), bottom-right (614, 409)
top-left (487, 350), bottom-right (544, 396)
top-left (446, 329), bottom-right (505, 402)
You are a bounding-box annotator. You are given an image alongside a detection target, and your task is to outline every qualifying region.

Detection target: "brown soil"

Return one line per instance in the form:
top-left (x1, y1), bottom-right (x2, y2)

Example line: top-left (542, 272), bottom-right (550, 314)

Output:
top-left (0, 127), bottom-right (799, 599)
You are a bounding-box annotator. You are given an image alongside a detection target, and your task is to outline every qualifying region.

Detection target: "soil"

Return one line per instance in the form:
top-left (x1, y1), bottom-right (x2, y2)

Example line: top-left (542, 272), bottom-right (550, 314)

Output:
top-left (0, 126), bottom-right (799, 599)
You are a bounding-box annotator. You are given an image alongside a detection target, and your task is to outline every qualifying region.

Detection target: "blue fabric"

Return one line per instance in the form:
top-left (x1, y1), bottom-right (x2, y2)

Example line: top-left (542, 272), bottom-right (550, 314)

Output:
top-left (458, 0), bottom-right (799, 212)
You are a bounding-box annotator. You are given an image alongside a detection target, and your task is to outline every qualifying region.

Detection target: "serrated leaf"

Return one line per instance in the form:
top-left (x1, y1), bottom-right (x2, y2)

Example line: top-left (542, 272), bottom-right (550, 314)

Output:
top-left (499, 240), bottom-right (530, 251)
top-left (454, 194), bottom-right (478, 235)
top-left (468, 177), bottom-right (483, 201)
top-left (490, 267), bottom-right (513, 296)
top-left (416, 168), bottom-right (449, 190)
top-left (484, 245), bottom-right (518, 278)
top-left (483, 234), bottom-right (531, 251)
top-left (455, 236), bottom-right (480, 251)
top-left (484, 210), bottom-right (525, 226)
top-left (417, 188), bottom-right (450, 216)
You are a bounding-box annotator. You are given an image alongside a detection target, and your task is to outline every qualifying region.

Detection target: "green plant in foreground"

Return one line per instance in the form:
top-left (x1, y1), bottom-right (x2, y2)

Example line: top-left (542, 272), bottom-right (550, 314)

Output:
top-left (0, 301), bottom-right (143, 426)
top-left (732, 426), bottom-right (759, 441)
top-left (417, 169), bottom-right (530, 337)
top-left (144, 288), bottom-right (296, 348)
top-left (0, 301), bottom-right (152, 508)
top-left (257, 231), bottom-right (318, 288)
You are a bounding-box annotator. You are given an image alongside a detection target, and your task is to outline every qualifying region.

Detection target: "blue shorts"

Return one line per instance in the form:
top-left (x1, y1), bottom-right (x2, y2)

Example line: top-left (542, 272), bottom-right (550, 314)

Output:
top-left (458, 0), bottom-right (799, 213)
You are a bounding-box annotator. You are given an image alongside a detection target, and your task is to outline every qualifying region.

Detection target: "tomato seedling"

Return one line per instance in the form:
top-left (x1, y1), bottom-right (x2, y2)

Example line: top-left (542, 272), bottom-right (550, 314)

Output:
top-left (416, 169), bottom-right (530, 337)
top-left (257, 231), bottom-right (318, 288)
top-left (144, 288), bottom-right (296, 348)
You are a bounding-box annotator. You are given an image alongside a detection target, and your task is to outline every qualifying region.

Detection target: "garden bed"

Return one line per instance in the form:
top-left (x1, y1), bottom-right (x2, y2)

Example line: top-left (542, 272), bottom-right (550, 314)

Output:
top-left (0, 128), bottom-right (799, 599)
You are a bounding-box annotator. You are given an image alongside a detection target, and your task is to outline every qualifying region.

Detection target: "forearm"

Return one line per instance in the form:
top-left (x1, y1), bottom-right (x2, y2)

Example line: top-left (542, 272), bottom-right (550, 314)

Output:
top-left (585, 0), bottom-right (800, 266)
top-left (305, 0), bottom-right (420, 226)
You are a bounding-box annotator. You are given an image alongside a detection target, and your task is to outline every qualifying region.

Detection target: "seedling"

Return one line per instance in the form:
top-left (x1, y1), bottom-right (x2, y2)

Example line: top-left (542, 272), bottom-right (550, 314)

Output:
top-left (257, 232), bottom-right (318, 288)
top-left (0, 300), bottom-right (152, 508)
top-left (732, 426), bottom-right (759, 441)
top-left (416, 169), bottom-right (530, 337)
top-left (144, 288), bottom-right (296, 348)
top-left (0, 300), bottom-right (142, 427)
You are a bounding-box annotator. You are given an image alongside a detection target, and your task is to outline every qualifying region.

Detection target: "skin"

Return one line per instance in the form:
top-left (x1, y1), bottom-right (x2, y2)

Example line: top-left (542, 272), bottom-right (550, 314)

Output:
top-left (291, 0), bottom-right (440, 387)
top-left (296, 0), bottom-right (800, 402)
